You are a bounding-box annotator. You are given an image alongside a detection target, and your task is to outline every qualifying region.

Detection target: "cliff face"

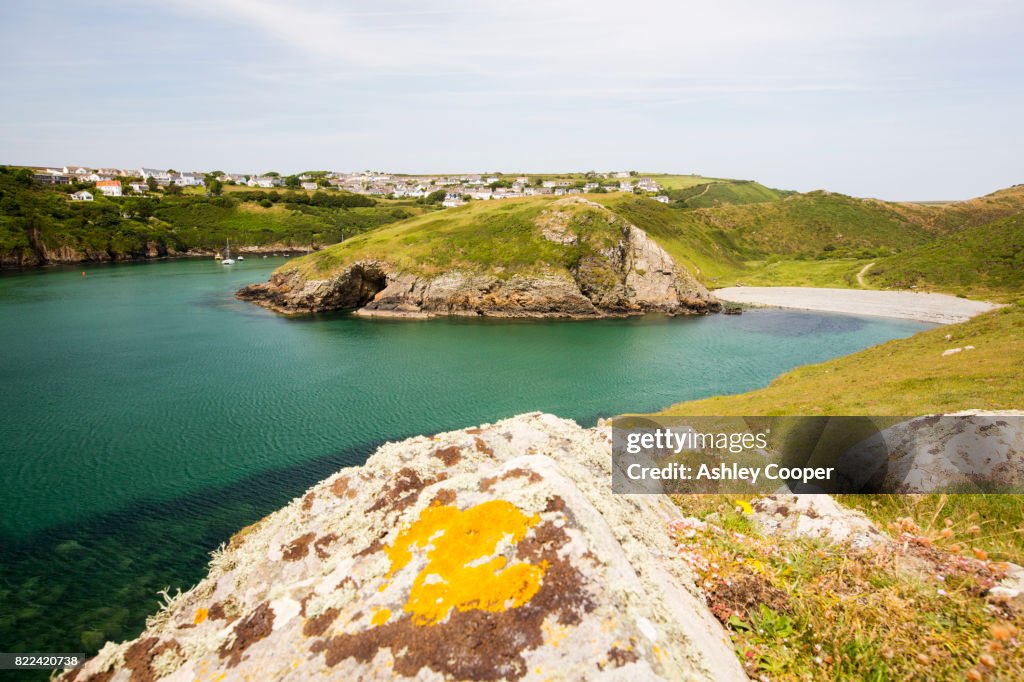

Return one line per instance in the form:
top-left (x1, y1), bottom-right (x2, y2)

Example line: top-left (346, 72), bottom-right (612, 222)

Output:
top-left (63, 414), bottom-right (745, 682)
top-left (237, 198), bottom-right (720, 318)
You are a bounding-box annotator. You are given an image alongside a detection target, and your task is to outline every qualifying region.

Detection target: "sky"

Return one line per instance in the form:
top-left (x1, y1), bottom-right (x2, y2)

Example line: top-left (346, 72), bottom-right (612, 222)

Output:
top-left (1, 1), bottom-right (1021, 200)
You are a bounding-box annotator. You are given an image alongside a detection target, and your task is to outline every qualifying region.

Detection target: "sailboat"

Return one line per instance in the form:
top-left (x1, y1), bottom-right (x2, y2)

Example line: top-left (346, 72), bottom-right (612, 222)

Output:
top-left (221, 239), bottom-right (235, 265)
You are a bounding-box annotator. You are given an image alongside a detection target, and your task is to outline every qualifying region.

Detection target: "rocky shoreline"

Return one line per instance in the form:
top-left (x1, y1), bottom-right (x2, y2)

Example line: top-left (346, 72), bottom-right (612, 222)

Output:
top-left (0, 243), bottom-right (317, 270)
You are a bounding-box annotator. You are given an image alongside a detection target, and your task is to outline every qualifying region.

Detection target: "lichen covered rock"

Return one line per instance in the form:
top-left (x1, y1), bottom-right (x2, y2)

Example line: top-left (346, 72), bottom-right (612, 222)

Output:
top-left (64, 414), bottom-right (744, 681)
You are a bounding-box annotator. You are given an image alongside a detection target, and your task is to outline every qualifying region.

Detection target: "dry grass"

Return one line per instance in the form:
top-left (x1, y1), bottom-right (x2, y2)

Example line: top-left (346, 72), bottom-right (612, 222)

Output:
top-left (670, 495), bottom-right (1023, 680)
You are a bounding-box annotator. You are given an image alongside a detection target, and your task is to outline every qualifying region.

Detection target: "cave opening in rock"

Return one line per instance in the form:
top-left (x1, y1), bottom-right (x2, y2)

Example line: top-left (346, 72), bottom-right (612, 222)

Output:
top-left (351, 264), bottom-right (388, 308)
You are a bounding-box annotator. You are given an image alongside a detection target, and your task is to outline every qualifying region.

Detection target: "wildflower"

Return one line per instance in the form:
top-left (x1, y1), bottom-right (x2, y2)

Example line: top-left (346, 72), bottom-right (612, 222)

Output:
top-left (965, 669), bottom-right (982, 681)
top-left (937, 589), bottom-right (947, 596)
top-left (940, 528), bottom-right (954, 539)
top-left (991, 623), bottom-right (1013, 641)
top-left (979, 653), bottom-right (996, 668)
top-left (973, 548), bottom-right (988, 561)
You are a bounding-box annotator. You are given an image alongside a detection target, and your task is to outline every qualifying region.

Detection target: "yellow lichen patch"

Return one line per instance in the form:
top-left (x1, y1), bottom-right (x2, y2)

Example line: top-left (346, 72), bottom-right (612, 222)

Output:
top-left (371, 608), bottom-right (392, 626)
top-left (193, 607), bottom-right (208, 625)
top-left (385, 500), bottom-right (547, 625)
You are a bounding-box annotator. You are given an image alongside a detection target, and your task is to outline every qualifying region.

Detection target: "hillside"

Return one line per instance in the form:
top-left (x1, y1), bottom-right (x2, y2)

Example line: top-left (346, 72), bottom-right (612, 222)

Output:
top-left (691, 191), bottom-right (942, 258)
top-left (0, 167), bottom-right (416, 268)
top-left (666, 180), bottom-right (792, 208)
top-left (658, 303), bottom-right (1024, 416)
top-left (865, 211), bottom-right (1024, 300)
top-left (239, 182), bottom-right (1024, 317)
top-left (237, 196), bottom-right (719, 317)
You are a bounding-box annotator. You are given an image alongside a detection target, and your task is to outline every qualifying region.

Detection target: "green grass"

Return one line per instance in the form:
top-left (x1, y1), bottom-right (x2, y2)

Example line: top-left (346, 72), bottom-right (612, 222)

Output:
top-left (289, 197), bottom-right (625, 279)
top-left (660, 304), bottom-right (1024, 416)
top-left (669, 180), bottom-right (792, 208)
top-left (644, 174), bottom-right (730, 190)
top-left (712, 257), bottom-right (872, 288)
top-left (839, 494), bottom-right (1024, 561)
top-left (693, 191), bottom-right (939, 258)
top-left (671, 495), bottom-right (1023, 681)
top-left (866, 212), bottom-right (1024, 302)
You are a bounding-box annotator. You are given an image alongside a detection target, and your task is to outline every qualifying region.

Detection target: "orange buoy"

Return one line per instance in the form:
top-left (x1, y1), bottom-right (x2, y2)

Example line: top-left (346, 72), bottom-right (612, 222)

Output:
top-left (82, 272), bottom-right (87, 277)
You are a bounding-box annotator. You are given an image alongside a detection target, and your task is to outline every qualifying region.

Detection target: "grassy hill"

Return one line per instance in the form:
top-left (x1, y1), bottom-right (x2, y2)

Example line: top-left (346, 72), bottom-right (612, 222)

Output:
top-left (865, 211), bottom-right (1024, 301)
top-left (667, 180), bottom-right (792, 208)
top-left (291, 197), bottom-right (628, 279)
top-left (692, 191), bottom-right (942, 258)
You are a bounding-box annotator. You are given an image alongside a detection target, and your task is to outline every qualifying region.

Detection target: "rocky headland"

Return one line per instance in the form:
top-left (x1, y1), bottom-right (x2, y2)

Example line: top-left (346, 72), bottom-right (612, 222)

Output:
top-left (237, 197), bottom-right (720, 318)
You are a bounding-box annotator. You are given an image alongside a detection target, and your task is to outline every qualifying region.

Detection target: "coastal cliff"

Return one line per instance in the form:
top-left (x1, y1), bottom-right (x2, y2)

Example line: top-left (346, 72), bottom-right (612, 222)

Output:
top-left (237, 197), bottom-right (720, 318)
top-left (63, 413), bottom-right (744, 681)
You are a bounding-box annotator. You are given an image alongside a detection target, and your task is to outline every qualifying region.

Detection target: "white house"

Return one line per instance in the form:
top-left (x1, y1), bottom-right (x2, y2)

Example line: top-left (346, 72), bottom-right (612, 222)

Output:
top-left (140, 168), bottom-right (172, 184)
top-left (95, 180), bottom-right (122, 197)
top-left (70, 190), bottom-right (94, 201)
top-left (129, 181), bottom-right (148, 194)
top-left (64, 166), bottom-right (91, 176)
top-left (172, 173), bottom-right (204, 187)
top-left (654, 195), bottom-right (671, 204)
top-left (301, 182), bottom-right (318, 191)
top-left (248, 176), bottom-right (281, 188)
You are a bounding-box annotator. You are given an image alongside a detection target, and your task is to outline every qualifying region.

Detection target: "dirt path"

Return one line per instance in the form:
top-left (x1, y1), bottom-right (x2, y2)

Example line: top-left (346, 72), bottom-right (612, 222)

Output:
top-left (713, 286), bottom-right (1001, 324)
top-left (856, 261), bottom-right (875, 287)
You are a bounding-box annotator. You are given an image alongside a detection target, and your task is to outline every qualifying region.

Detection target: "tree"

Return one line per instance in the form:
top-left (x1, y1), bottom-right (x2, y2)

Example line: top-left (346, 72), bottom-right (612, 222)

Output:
top-left (208, 179), bottom-right (223, 196)
top-left (122, 198), bottom-right (156, 219)
top-left (13, 168), bottom-right (34, 187)
top-left (164, 183), bottom-right (183, 196)
top-left (284, 175), bottom-right (300, 189)
top-left (146, 176), bottom-right (158, 192)
top-left (424, 189), bottom-right (446, 204)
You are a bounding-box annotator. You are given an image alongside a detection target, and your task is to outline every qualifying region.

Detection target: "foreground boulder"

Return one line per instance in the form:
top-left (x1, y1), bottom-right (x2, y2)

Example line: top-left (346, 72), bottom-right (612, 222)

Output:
top-left (237, 197), bottom-right (720, 318)
top-left (64, 414), bottom-right (744, 681)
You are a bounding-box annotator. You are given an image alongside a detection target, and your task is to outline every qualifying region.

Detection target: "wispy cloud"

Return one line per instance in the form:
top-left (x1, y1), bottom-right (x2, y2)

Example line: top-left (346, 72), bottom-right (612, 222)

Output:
top-left (2, 0), bottom-right (1022, 198)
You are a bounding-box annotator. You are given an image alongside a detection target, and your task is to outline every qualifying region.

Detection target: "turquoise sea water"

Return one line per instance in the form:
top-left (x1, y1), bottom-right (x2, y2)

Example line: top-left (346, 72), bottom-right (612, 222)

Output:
top-left (0, 258), bottom-right (930, 665)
